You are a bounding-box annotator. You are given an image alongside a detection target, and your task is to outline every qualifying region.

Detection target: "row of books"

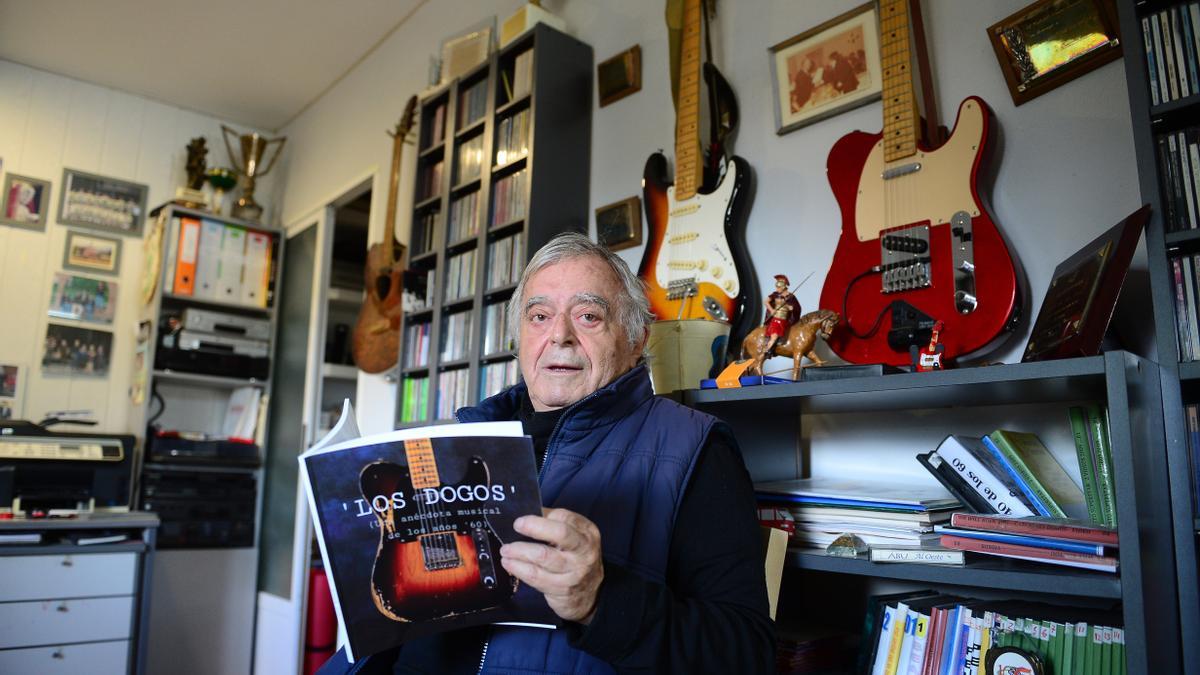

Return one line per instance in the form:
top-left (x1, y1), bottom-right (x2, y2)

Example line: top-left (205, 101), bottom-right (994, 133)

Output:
top-left (418, 159), bottom-right (443, 202)
top-left (402, 322), bottom-right (430, 369)
top-left (487, 232), bottom-right (524, 289)
top-left (864, 591), bottom-right (1126, 675)
top-left (164, 216), bottom-right (274, 308)
top-left (448, 191), bottom-right (480, 243)
top-left (480, 358), bottom-right (519, 400)
top-left (1156, 126), bottom-right (1200, 232)
top-left (1186, 403), bottom-right (1200, 510)
top-left (937, 512), bottom-right (1118, 573)
top-left (412, 209), bottom-right (437, 256)
top-left (491, 169), bottom-right (527, 227)
top-left (436, 368), bottom-right (470, 420)
top-left (1171, 252), bottom-right (1200, 359)
top-left (424, 101), bottom-right (447, 149)
top-left (454, 134), bottom-right (485, 185)
top-left (458, 79), bottom-right (488, 130)
top-left (494, 109), bottom-right (529, 166)
top-left (445, 249), bottom-right (476, 301)
top-left (398, 376), bottom-right (429, 423)
top-left (440, 311), bottom-right (473, 362)
top-left (509, 49), bottom-right (534, 101)
top-left (1140, 3), bottom-right (1200, 106)
top-left (482, 301), bottom-right (514, 356)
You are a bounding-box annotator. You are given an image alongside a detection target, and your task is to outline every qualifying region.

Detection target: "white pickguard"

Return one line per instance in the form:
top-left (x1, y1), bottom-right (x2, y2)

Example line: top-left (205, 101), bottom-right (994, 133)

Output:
top-left (657, 160), bottom-right (740, 298)
top-left (855, 98), bottom-right (985, 241)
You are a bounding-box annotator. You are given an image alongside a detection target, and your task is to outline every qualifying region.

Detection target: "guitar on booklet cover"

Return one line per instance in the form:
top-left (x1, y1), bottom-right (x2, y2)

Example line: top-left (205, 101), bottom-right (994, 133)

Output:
top-left (351, 96), bottom-right (417, 374)
top-left (818, 0), bottom-right (1019, 366)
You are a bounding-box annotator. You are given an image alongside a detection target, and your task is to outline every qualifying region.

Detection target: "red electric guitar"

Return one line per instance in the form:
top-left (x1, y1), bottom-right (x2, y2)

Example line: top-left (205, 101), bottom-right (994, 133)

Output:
top-left (818, 0), bottom-right (1019, 366)
top-left (360, 438), bottom-right (516, 622)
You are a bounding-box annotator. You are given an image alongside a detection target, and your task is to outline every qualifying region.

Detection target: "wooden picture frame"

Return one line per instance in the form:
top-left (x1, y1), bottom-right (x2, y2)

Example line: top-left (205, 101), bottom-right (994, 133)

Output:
top-left (595, 196), bottom-right (642, 252)
top-left (598, 45), bottom-right (642, 107)
top-left (63, 229), bottom-right (123, 277)
top-left (1, 173), bottom-right (52, 231)
top-left (768, 2), bottom-right (882, 135)
top-left (987, 0), bottom-right (1123, 106)
top-left (58, 167), bottom-right (149, 236)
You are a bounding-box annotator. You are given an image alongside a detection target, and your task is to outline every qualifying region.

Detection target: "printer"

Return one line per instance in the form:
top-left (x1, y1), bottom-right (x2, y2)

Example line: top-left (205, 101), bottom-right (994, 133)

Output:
top-left (0, 420), bottom-right (136, 514)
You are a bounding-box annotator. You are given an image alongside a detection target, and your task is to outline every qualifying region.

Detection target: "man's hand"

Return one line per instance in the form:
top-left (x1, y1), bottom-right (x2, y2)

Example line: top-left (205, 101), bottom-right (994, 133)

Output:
top-left (499, 507), bottom-right (604, 624)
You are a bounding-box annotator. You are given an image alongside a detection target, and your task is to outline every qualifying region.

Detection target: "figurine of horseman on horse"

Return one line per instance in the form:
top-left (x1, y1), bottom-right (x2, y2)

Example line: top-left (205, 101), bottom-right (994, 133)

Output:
top-left (739, 273), bottom-right (840, 381)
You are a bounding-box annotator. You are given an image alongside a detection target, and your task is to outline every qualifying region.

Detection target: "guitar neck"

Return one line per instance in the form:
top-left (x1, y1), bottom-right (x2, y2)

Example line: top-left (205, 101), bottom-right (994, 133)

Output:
top-left (383, 127), bottom-right (405, 262)
top-left (404, 438), bottom-right (441, 489)
top-left (879, 0), bottom-right (920, 163)
top-left (674, 0), bottom-right (704, 201)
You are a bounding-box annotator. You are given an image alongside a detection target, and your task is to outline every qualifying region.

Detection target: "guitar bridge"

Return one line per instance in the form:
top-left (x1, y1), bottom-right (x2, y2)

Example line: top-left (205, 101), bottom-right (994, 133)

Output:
top-left (880, 225), bottom-right (932, 293)
top-left (666, 278), bottom-right (699, 300)
top-left (419, 531), bottom-right (462, 571)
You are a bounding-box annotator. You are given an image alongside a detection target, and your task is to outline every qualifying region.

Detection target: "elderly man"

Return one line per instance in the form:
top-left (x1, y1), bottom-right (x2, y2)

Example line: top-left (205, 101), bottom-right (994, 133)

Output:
top-left (324, 232), bottom-right (773, 673)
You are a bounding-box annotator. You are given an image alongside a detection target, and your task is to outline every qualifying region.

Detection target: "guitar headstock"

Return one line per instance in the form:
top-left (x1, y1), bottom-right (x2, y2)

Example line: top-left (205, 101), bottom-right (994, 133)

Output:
top-left (389, 95), bottom-right (418, 141)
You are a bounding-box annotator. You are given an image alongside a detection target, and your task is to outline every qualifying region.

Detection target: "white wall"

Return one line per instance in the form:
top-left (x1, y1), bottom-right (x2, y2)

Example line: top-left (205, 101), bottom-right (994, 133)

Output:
top-left (0, 59), bottom-right (281, 433)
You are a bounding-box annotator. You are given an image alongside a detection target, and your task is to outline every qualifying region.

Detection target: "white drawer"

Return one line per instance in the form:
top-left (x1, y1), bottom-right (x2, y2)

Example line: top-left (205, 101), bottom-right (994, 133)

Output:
top-left (0, 639), bottom-right (129, 675)
top-left (0, 596), bottom-right (133, 649)
top-left (0, 552), bottom-right (137, 601)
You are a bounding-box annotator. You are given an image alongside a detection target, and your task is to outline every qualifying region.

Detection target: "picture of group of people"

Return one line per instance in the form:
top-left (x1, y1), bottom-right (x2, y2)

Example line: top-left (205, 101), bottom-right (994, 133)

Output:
top-left (786, 28), bottom-right (871, 115)
top-left (48, 273), bottom-right (117, 324)
top-left (41, 323), bottom-right (113, 377)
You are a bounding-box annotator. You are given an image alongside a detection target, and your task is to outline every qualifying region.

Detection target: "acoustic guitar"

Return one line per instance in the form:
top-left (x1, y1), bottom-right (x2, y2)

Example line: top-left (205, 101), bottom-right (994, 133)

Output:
top-left (351, 96), bottom-right (417, 374)
top-left (818, 0), bottom-right (1019, 366)
top-left (639, 0), bottom-right (756, 346)
top-left (361, 438), bottom-right (516, 622)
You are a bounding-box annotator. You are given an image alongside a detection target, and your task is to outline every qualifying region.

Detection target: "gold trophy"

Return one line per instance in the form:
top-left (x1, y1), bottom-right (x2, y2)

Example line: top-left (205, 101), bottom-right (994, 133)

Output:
top-left (221, 125), bottom-right (286, 222)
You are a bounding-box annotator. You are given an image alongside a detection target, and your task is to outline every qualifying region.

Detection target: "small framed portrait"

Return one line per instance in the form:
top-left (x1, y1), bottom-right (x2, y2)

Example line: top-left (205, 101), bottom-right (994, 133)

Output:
top-left (987, 0), bottom-right (1122, 106)
top-left (63, 229), bottom-right (123, 277)
top-left (48, 272), bottom-right (117, 324)
top-left (0, 363), bottom-right (24, 420)
top-left (595, 196), bottom-right (642, 252)
top-left (598, 45), bottom-right (642, 107)
top-left (41, 323), bottom-right (114, 377)
top-left (1, 173), bottom-right (52, 231)
top-left (58, 167), bottom-right (149, 237)
top-left (769, 2), bottom-right (883, 135)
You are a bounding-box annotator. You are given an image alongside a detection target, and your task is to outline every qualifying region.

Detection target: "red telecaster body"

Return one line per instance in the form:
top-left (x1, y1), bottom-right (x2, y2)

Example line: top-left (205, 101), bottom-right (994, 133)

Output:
top-left (818, 1), bottom-right (1018, 366)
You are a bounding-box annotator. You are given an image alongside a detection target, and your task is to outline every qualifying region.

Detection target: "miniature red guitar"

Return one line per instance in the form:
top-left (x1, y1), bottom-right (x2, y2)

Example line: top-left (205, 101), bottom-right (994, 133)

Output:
top-left (818, 0), bottom-right (1018, 366)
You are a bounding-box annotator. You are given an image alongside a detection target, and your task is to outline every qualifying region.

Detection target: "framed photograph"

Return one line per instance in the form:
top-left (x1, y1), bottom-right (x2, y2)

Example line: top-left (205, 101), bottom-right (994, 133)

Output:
top-left (0, 363), bottom-right (24, 420)
top-left (58, 167), bottom-right (149, 236)
top-left (595, 196), bottom-right (643, 252)
top-left (48, 272), bottom-right (117, 324)
top-left (440, 22), bottom-right (494, 84)
top-left (63, 229), bottom-right (123, 276)
top-left (1, 173), bottom-right (52, 231)
top-left (987, 0), bottom-right (1122, 106)
top-left (768, 2), bottom-right (882, 135)
top-left (598, 45), bottom-right (642, 107)
top-left (41, 323), bottom-right (113, 377)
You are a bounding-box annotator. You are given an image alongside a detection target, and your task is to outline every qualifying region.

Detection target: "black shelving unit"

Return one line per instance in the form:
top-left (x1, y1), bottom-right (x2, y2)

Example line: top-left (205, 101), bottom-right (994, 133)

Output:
top-left (684, 351), bottom-right (1179, 674)
top-left (1116, 0), bottom-right (1200, 671)
top-left (396, 24), bottom-right (592, 426)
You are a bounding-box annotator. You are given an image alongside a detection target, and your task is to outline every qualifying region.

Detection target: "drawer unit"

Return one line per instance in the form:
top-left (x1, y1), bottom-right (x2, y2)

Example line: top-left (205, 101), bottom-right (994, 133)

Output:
top-left (0, 552), bottom-right (137, 602)
top-left (0, 595), bottom-right (133, 649)
top-left (0, 639), bottom-right (129, 675)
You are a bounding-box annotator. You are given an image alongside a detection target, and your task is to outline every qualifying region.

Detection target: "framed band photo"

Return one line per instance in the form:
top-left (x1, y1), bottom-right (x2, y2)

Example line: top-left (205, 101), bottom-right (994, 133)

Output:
top-left (1, 173), bottom-right (52, 231)
top-left (63, 229), bottom-right (123, 277)
top-left (987, 0), bottom-right (1122, 106)
top-left (595, 196), bottom-right (642, 252)
top-left (58, 167), bottom-right (149, 237)
top-left (769, 2), bottom-right (882, 135)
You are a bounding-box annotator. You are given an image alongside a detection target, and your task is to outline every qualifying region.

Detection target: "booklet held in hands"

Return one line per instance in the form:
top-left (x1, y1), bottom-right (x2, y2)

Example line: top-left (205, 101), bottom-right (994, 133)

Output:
top-left (299, 400), bottom-right (555, 661)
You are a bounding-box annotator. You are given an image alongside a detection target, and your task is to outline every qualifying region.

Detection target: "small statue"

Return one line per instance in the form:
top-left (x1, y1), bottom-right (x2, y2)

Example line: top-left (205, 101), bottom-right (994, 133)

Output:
top-left (762, 274), bottom-right (802, 357)
top-left (185, 137), bottom-right (208, 190)
top-left (912, 320), bottom-right (949, 372)
top-left (740, 308), bottom-right (840, 380)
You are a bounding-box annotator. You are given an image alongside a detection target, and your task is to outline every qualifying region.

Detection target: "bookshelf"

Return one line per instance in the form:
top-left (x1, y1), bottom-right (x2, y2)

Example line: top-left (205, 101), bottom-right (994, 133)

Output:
top-left (685, 351), bottom-right (1180, 673)
top-left (397, 24), bottom-right (592, 426)
top-left (1115, 1), bottom-right (1200, 670)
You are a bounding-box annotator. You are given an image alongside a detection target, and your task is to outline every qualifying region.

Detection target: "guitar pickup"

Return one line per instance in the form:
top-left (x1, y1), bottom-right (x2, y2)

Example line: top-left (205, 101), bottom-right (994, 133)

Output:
top-left (880, 224), bottom-right (932, 293)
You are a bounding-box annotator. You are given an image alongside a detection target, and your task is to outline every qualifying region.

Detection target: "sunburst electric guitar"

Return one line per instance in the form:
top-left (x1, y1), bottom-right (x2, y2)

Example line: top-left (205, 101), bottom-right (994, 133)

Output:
top-left (639, 0), bottom-right (755, 346)
top-left (360, 438), bottom-right (516, 622)
top-left (818, 0), bottom-right (1019, 366)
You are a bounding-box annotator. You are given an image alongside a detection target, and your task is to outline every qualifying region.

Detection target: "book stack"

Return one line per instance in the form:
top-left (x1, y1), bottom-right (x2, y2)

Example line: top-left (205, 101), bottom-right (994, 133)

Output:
top-left (398, 376), bottom-right (429, 423)
top-left (426, 101), bottom-right (446, 147)
top-left (494, 109), bottom-right (529, 166)
top-left (1139, 3), bottom-right (1200, 107)
top-left (1155, 125), bottom-right (1200, 235)
top-left (419, 159), bottom-right (443, 201)
top-left (454, 135), bottom-right (484, 185)
top-left (482, 302), bottom-right (513, 356)
top-left (479, 359), bottom-right (519, 400)
top-left (445, 250), bottom-right (477, 301)
top-left (755, 477), bottom-right (960, 551)
top-left (440, 311), bottom-right (472, 362)
top-left (403, 322), bottom-right (430, 368)
top-left (510, 49), bottom-right (533, 101)
top-left (163, 216), bottom-right (275, 308)
top-left (1068, 406), bottom-right (1118, 527)
top-left (436, 368), bottom-right (470, 419)
top-left (413, 209), bottom-right (437, 255)
top-left (863, 591), bottom-right (1126, 675)
top-left (487, 232), bottom-right (524, 289)
top-left (937, 512), bottom-right (1119, 573)
top-left (457, 79), bottom-right (488, 130)
top-left (491, 169), bottom-right (528, 226)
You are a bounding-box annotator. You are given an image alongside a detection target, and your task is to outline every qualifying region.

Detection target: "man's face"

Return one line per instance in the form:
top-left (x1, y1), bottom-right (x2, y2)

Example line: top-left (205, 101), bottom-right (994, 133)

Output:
top-left (518, 256), bottom-right (644, 411)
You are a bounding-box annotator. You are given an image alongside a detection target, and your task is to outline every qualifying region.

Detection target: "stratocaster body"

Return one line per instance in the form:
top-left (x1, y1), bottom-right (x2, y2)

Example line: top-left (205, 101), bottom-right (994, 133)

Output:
top-left (360, 456), bottom-right (515, 622)
top-left (639, 153), bottom-right (757, 345)
top-left (819, 96), bottom-right (1018, 366)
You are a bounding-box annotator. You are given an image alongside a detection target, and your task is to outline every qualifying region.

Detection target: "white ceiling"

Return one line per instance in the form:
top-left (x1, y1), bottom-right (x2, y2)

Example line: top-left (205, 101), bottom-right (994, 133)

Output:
top-left (0, 0), bottom-right (426, 131)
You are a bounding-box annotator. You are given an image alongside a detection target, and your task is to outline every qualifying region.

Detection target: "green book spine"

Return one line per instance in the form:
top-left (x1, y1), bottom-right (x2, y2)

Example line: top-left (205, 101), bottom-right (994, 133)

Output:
top-left (1050, 621), bottom-right (1064, 675)
top-left (988, 430), bottom-right (1068, 517)
top-left (1101, 625), bottom-right (1113, 675)
top-left (1090, 625), bottom-right (1103, 675)
top-left (1113, 627), bottom-right (1125, 675)
top-left (1086, 404), bottom-right (1119, 527)
top-left (1076, 622), bottom-right (1091, 674)
top-left (1062, 622), bottom-right (1075, 675)
top-left (1069, 406), bottom-right (1105, 525)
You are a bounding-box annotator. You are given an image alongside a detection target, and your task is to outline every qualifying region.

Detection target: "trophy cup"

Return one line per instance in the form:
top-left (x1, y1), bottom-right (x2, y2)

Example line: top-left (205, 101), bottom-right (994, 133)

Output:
top-left (221, 125), bottom-right (286, 222)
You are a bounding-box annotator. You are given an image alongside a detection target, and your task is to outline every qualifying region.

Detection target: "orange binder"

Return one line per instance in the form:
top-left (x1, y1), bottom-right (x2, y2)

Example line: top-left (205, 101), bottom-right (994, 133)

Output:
top-left (173, 217), bottom-right (201, 296)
